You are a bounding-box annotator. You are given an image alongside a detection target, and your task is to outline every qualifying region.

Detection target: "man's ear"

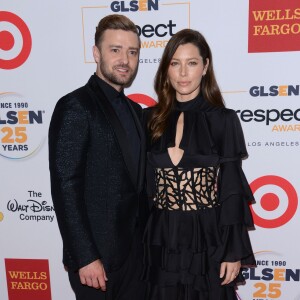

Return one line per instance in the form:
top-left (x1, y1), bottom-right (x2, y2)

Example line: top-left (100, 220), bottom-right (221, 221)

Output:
top-left (93, 45), bottom-right (100, 63)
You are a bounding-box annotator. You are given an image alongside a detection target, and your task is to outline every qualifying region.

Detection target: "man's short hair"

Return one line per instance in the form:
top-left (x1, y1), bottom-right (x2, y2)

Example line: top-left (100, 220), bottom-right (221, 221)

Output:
top-left (95, 14), bottom-right (140, 48)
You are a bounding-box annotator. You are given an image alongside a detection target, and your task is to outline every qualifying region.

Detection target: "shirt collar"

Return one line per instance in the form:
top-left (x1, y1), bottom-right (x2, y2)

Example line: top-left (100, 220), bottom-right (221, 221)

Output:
top-left (94, 73), bottom-right (124, 102)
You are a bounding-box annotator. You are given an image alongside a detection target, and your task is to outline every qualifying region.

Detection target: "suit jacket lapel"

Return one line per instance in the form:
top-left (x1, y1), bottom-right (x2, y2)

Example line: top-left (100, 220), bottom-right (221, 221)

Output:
top-left (125, 97), bottom-right (146, 192)
top-left (86, 76), bottom-right (142, 191)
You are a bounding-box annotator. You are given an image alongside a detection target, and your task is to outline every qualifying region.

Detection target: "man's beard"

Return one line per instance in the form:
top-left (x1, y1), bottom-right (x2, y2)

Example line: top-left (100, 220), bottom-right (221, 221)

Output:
top-left (100, 59), bottom-right (137, 88)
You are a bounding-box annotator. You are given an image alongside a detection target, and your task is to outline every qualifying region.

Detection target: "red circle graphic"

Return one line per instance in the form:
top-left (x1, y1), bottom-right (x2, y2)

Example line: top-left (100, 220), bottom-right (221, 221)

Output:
top-left (0, 30), bottom-right (15, 50)
top-left (0, 11), bottom-right (32, 69)
top-left (250, 175), bottom-right (298, 228)
top-left (260, 193), bottom-right (280, 211)
top-left (128, 93), bottom-right (156, 107)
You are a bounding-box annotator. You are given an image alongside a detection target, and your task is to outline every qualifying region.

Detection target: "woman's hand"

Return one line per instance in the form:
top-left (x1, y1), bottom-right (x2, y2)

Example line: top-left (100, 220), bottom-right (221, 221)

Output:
top-left (220, 261), bottom-right (241, 285)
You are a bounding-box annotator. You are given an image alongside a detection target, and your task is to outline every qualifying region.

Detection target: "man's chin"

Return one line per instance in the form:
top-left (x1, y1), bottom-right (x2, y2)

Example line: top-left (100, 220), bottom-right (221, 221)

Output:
top-left (116, 77), bottom-right (133, 86)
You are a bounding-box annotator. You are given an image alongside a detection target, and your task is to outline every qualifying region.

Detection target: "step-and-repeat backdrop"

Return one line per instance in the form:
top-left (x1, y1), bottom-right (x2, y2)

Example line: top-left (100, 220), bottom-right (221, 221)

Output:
top-left (1, 1), bottom-right (299, 299)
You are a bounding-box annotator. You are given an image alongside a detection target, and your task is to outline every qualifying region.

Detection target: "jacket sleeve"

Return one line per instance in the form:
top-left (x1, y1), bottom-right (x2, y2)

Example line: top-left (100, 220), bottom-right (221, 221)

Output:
top-left (142, 107), bottom-right (157, 207)
top-left (214, 110), bottom-right (256, 266)
top-left (48, 94), bottom-right (99, 270)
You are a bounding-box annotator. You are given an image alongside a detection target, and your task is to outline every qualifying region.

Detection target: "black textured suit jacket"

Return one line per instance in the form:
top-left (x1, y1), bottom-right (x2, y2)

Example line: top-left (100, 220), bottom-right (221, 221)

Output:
top-left (49, 75), bottom-right (147, 272)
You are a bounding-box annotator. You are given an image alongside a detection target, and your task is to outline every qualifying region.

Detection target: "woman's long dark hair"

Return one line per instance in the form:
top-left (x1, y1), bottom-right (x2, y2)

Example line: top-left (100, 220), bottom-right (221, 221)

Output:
top-left (148, 29), bottom-right (225, 141)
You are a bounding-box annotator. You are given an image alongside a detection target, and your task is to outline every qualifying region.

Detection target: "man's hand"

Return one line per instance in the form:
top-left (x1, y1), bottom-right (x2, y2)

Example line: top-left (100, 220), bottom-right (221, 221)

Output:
top-left (220, 261), bottom-right (241, 285)
top-left (79, 259), bottom-right (108, 291)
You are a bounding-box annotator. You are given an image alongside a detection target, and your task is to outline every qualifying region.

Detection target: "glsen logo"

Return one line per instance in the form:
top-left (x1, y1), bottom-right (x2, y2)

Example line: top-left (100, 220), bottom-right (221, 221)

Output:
top-left (239, 251), bottom-right (300, 299)
top-left (236, 108), bottom-right (300, 132)
top-left (111, 0), bottom-right (159, 12)
top-left (5, 258), bottom-right (52, 300)
top-left (249, 175), bottom-right (298, 228)
top-left (249, 85), bottom-right (299, 97)
top-left (0, 93), bottom-right (45, 159)
top-left (0, 11), bottom-right (32, 69)
top-left (128, 93), bottom-right (156, 107)
top-left (248, 0), bottom-right (300, 52)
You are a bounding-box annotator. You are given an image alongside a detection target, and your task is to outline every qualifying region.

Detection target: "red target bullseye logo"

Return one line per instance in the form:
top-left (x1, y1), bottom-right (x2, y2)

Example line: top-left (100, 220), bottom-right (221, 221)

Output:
top-left (128, 93), bottom-right (156, 107)
top-left (0, 11), bottom-right (32, 69)
top-left (250, 175), bottom-right (298, 228)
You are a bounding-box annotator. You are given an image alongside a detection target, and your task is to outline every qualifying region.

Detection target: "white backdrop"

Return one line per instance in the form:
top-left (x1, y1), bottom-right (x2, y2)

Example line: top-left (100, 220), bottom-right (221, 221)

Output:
top-left (1, 1), bottom-right (299, 299)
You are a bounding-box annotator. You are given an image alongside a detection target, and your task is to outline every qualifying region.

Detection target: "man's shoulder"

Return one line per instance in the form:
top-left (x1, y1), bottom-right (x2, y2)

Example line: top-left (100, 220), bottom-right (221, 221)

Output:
top-left (54, 80), bottom-right (100, 114)
top-left (58, 85), bottom-right (89, 104)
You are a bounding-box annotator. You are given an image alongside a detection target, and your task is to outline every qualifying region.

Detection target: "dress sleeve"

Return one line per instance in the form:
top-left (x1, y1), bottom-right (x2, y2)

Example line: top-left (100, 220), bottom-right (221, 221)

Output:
top-left (214, 110), bottom-right (255, 265)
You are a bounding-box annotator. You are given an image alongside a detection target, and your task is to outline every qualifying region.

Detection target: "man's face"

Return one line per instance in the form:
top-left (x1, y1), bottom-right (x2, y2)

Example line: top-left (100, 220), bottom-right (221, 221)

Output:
top-left (93, 29), bottom-right (140, 91)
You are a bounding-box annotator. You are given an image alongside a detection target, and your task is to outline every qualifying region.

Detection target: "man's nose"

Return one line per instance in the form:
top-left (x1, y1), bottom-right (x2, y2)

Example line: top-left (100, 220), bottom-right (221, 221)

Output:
top-left (120, 51), bottom-right (129, 65)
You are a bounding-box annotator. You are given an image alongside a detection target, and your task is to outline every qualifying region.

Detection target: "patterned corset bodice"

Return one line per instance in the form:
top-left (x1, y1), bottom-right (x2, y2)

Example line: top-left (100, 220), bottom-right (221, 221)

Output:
top-left (153, 166), bottom-right (219, 211)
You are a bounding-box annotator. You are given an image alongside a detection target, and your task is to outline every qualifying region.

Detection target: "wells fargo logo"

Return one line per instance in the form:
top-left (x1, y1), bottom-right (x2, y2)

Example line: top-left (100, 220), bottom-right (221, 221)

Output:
top-left (248, 0), bottom-right (300, 52)
top-left (5, 258), bottom-right (52, 300)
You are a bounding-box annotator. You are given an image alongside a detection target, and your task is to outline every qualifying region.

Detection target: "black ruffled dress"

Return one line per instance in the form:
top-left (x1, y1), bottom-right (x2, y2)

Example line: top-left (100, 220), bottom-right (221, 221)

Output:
top-left (142, 95), bottom-right (255, 300)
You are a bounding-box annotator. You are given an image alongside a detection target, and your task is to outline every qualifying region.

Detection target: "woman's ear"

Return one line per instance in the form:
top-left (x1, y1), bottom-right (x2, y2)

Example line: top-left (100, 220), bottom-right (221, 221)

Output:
top-left (203, 58), bottom-right (209, 76)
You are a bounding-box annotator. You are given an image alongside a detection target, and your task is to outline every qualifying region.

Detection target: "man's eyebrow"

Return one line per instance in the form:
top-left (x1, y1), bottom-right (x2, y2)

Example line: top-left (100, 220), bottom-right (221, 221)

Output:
top-left (109, 44), bottom-right (122, 48)
top-left (108, 45), bottom-right (139, 51)
top-left (128, 47), bottom-right (139, 51)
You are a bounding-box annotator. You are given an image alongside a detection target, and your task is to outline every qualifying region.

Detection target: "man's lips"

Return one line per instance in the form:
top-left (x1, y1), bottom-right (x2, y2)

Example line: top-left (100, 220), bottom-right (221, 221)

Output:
top-left (114, 66), bottom-right (129, 73)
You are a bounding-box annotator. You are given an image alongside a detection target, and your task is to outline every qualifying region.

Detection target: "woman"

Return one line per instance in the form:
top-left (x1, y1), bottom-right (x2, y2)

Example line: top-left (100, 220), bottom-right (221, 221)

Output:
top-left (142, 29), bottom-right (255, 299)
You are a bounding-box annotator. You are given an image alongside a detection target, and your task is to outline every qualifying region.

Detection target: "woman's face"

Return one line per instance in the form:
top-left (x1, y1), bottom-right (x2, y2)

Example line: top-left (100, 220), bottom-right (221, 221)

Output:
top-left (167, 43), bottom-right (209, 102)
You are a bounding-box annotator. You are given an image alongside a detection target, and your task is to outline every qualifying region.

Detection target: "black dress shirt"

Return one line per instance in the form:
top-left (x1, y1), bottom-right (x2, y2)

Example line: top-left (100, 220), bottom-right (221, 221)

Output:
top-left (95, 75), bottom-right (141, 182)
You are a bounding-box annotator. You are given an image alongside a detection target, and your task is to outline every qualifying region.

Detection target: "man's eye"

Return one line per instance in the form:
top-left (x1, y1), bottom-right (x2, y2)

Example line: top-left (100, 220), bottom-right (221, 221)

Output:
top-left (129, 51), bottom-right (138, 56)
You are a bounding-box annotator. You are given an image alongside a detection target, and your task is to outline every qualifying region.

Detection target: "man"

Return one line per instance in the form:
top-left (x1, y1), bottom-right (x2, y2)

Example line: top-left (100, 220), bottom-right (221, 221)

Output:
top-left (49, 14), bottom-right (147, 300)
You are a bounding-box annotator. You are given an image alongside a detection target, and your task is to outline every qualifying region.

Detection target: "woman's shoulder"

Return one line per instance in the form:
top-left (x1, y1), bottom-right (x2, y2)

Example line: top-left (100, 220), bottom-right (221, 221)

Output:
top-left (221, 108), bottom-right (242, 128)
top-left (222, 107), bottom-right (238, 116)
top-left (202, 107), bottom-right (243, 142)
top-left (206, 107), bottom-right (238, 122)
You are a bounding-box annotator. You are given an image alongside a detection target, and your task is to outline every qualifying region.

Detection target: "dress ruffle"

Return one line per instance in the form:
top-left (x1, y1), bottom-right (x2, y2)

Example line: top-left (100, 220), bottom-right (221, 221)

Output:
top-left (142, 205), bottom-right (255, 297)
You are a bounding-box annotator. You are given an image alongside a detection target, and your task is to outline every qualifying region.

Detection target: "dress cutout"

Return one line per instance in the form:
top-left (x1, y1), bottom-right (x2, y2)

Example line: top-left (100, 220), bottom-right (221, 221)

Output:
top-left (154, 167), bottom-right (219, 211)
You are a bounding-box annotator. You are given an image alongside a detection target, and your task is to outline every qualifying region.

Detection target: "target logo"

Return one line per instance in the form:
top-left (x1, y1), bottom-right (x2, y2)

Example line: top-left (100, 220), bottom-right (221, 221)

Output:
top-left (250, 175), bottom-right (298, 228)
top-left (128, 93), bottom-right (156, 107)
top-left (0, 11), bottom-right (32, 69)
